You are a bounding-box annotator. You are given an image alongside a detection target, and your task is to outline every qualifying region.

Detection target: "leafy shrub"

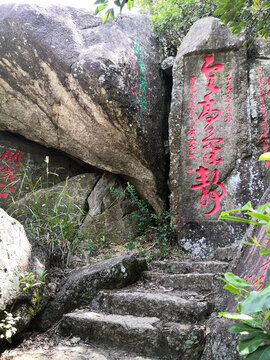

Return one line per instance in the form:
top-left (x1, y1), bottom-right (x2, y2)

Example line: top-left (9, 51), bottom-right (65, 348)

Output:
top-left (15, 269), bottom-right (48, 291)
top-left (218, 153), bottom-right (270, 358)
top-left (110, 182), bottom-right (177, 247)
top-left (214, 0), bottom-right (270, 45)
top-left (219, 272), bottom-right (270, 358)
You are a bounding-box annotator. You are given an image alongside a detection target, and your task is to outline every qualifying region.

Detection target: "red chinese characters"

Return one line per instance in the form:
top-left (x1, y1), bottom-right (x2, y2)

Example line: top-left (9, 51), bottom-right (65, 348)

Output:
top-left (190, 54), bottom-right (226, 216)
top-left (0, 149), bottom-right (23, 199)
top-left (187, 76), bottom-right (197, 159)
top-left (191, 166), bottom-right (225, 216)
top-left (257, 66), bottom-right (270, 165)
top-left (224, 74), bottom-right (233, 123)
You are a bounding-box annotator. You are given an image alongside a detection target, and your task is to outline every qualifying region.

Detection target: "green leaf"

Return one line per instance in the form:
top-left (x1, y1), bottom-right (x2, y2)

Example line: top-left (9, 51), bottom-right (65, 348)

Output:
top-left (262, 1), bottom-right (270, 8)
top-left (259, 249), bottom-right (270, 255)
top-left (95, 4), bottom-right (108, 14)
top-left (246, 345), bottom-right (270, 360)
top-left (259, 152), bottom-right (270, 161)
top-left (263, 311), bottom-right (270, 323)
top-left (266, 221), bottom-right (270, 235)
top-left (257, 203), bottom-right (270, 214)
top-left (239, 286), bottom-right (270, 314)
top-left (223, 284), bottom-right (240, 294)
top-left (214, 7), bottom-right (225, 15)
top-left (102, 9), bottom-right (110, 24)
top-left (127, 0), bottom-right (134, 10)
top-left (224, 272), bottom-right (254, 288)
top-left (229, 323), bottom-right (262, 334)
top-left (219, 208), bottom-right (248, 218)
top-left (218, 215), bottom-right (260, 225)
top-left (219, 312), bottom-right (254, 320)
top-left (109, 8), bottom-right (115, 20)
top-left (243, 318), bottom-right (266, 329)
top-left (242, 241), bottom-right (257, 246)
top-left (238, 333), bottom-right (270, 355)
top-left (245, 212), bottom-right (270, 222)
top-left (242, 202), bottom-right (253, 210)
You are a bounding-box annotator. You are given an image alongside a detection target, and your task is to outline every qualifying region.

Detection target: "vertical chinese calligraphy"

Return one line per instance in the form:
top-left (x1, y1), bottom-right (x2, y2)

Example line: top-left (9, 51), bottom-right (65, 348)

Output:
top-left (257, 66), bottom-right (270, 165)
top-left (187, 76), bottom-right (197, 168)
top-left (130, 42), bottom-right (147, 110)
top-left (189, 54), bottom-right (226, 216)
top-left (224, 74), bottom-right (232, 123)
top-left (0, 149), bottom-right (23, 199)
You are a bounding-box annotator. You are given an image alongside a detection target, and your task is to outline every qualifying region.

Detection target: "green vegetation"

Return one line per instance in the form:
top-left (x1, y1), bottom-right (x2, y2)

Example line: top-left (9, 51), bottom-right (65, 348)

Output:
top-left (95, 0), bottom-right (270, 50)
top-left (94, 0), bottom-right (134, 23)
top-left (214, 0), bottom-right (270, 45)
top-left (219, 272), bottom-right (270, 359)
top-left (15, 269), bottom-right (48, 291)
top-left (110, 182), bottom-right (180, 260)
top-left (138, 0), bottom-right (218, 39)
top-left (8, 172), bottom-right (88, 268)
top-left (110, 182), bottom-right (177, 245)
top-left (219, 153), bottom-right (270, 358)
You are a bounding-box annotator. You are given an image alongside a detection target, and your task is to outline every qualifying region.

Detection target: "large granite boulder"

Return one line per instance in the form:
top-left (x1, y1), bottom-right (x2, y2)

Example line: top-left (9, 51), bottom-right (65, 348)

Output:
top-left (169, 17), bottom-right (270, 257)
top-left (0, 209), bottom-right (48, 343)
top-left (0, 4), bottom-right (167, 212)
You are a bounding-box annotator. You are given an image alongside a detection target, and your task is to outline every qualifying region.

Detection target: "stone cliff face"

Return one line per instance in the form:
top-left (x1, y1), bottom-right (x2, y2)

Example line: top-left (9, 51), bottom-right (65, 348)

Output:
top-left (0, 4), bottom-right (167, 212)
top-left (169, 17), bottom-right (270, 257)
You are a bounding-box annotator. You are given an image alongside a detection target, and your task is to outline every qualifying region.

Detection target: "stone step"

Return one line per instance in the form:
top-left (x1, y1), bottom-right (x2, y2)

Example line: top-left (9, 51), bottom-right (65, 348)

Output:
top-left (92, 289), bottom-right (214, 323)
top-left (150, 260), bottom-right (228, 274)
top-left (1, 343), bottom-right (157, 360)
top-left (60, 311), bottom-right (205, 360)
top-left (214, 244), bottom-right (238, 261)
top-left (143, 271), bottom-right (217, 292)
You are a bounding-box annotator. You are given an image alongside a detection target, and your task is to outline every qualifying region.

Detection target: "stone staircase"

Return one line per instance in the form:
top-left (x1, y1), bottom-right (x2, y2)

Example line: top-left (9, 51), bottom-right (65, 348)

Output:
top-left (59, 259), bottom-right (229, 359)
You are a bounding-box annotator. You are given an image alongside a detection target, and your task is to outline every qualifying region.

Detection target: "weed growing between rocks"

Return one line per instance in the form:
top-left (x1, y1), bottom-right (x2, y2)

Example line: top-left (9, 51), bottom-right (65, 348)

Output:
top-left (110, 182), bottom-right (181, 261)
top-left (7, 162), bottom-right (181, 268)
top-left (8, 166), bottom-right (88, 268)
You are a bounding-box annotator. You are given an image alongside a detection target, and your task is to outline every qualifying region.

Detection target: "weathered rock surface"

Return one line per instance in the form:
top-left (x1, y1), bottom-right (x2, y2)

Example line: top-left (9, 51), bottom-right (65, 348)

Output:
top-left (249, 38), bottom-right (270, 163)
top-left (35, 255), bottom-right (147, 331)
top-left (1, 333), bottom-right (157, 360)
top-left (60, 311), bottom-right (205, 360)
top-left (2, 257), bottom-right (228, 358)
top-left (92, 289), bottom-right (214, 323)
top-left (0, 4), bottom-right (167, 212)
top-left (0, 209), bottom-right (48, 342)
top-left (169, 17), bottom-right (270, 257)
top-left (81, 173), bottom-right (138, 245)
top-left (0, 208), bottom-right (31, 310)
top-left (201, 315), bottom-right (241, 360)
top-left (57, 258), bottom-right (227, 359)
